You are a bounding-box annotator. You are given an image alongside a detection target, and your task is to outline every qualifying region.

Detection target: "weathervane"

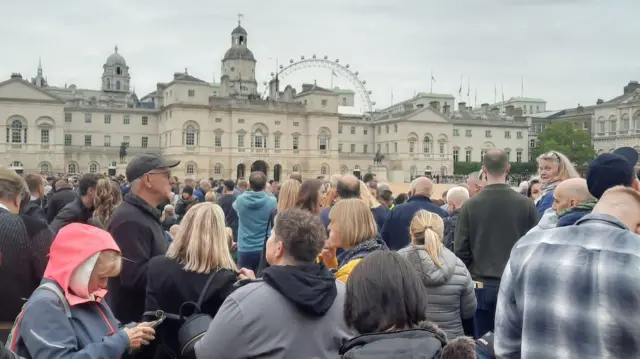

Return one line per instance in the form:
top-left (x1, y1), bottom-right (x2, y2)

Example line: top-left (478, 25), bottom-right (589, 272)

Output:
top-left (237, 13), bottom-right (244, 25)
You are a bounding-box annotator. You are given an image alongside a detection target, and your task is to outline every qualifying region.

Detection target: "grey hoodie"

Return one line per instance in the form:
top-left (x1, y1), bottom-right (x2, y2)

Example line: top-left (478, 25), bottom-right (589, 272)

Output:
top-left (398, 245), bottom-right (476, 339)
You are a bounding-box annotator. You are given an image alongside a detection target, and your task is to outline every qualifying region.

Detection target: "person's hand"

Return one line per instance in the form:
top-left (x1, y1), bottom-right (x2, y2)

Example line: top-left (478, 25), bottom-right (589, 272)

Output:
top-left (238, 268), bottom-right (256, 280)
top-left (123, 323), bottom-right (156, 350)
top-left (166, 191), bottom-right (175, 202)
top-left (321, 243), bottom-right (337, 266)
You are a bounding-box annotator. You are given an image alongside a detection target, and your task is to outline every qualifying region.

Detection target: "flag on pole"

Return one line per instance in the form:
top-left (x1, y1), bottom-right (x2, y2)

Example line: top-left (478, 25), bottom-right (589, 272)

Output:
top-left (458, 76), bottom-right (462, 97)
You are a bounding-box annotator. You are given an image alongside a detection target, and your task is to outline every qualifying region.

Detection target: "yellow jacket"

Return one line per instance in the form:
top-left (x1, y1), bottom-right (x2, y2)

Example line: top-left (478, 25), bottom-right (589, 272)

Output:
top-left (319, 255), bottom-right (363, 283)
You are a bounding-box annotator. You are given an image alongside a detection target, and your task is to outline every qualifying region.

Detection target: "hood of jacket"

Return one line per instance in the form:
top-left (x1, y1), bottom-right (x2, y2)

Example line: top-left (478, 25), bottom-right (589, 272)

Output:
top-left (399, 245), bottom-right (457, 286)
top-left (236, 190), bottom-right (273, 210)
top-left (262, 263), bottom-right (338, 316)
top-left (44, 223), bottom-right (120, 306)
top-left (339, 321), bottom-right (450, 359)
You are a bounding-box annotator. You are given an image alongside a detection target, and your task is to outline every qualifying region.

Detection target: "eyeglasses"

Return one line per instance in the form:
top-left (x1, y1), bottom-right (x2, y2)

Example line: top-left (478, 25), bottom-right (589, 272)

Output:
top-left (146, 170), bottom-right (171, 179)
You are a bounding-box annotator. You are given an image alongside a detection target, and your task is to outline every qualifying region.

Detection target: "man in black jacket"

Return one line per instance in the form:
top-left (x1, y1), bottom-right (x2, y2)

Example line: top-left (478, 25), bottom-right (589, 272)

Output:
top-left (46, 179), bottom-right (78, 223)
top-left (22, 173), bottom-right (47, 223)
top-left (217, 179), bottom-right (238, 241)
top-left (454, 149), bottom-right (539, 338)
top-left (50, 173), bottom-right (99, 235)
top-left (106, 153), bottom-right (178, 323)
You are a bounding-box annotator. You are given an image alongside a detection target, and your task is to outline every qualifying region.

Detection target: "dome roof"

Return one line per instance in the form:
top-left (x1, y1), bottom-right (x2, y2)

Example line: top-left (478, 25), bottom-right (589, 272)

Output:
top-left (232, 25), bottom-right (247, 35)
top-left (106, 46), bottom-right (127, 66)
top-left (223, 46), bottom-right (255, 61)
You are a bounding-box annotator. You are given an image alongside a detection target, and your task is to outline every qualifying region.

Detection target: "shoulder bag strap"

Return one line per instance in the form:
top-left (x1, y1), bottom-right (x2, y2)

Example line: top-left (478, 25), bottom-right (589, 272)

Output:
top-left (39, 282), bottom-right (72, 318)
top-left (195, 269), bottom-right (221, 309)
top-left (264, 209), bottom-right (276, 242)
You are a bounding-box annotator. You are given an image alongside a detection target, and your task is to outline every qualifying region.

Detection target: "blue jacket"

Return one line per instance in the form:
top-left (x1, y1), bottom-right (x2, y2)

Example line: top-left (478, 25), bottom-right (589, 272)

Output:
top-left (13, 281), bottom-right (130, 359)
top-left (381, 196), bottom-right (448, 251)
top-left (193, 188), bottom-right (205, 203)
top-left (557, 209), bottom-right (591, 227)
top-left (233, 191), bottom-right (277, 252)
top-left (536, 190), bottom-right (554, 217)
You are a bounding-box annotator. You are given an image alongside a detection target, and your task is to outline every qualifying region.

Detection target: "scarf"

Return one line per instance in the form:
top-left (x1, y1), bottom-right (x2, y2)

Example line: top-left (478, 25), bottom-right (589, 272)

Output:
top-left (559, 199), bottom-right (597, 218)
top-left (540, 180), bottom-right (560, 196)
top-left (338, 236), bottom-right (388, 267)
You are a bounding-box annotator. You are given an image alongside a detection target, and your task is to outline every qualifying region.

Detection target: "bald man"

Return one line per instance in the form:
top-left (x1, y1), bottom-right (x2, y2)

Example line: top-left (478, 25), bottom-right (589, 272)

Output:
top-left (553, 178), bottom-right (596, 227)
top-left (319, 175), bottom-right (361, 228)
top-left (496, 186), bottom-right (640, 358)
top-left (380, 176), bottom-right (448, 250)
top-left (289, 172), bottom-right (302, 183)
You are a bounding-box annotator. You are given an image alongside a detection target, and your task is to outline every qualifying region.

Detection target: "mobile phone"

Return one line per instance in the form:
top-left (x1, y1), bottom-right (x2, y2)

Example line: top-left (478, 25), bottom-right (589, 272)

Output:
top-left (149, 311), bottom-right (166, 328)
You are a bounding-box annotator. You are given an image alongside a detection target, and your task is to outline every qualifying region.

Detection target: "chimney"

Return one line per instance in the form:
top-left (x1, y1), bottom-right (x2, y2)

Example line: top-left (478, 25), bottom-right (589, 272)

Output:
top-left (442, 103), bottom-right (450, 115)
top-left (624, 81), bottom-right (640, 94)
top-left (514, 108), bottom-right (523, 117)
top-left (458, 102), bottom-right (467, 112)
top-left (481, 103), bottom-right (489, 113)
top-left (596, 98), bottom-right (604, 105)
top-left (490, 107), bottom-right (500, 115)
top-left (467, 106), bottom-right (473, 112)
top-left (429, 101), bottom-right (440, 112)
top-left (301, 84), bottom-right (313, 92)
top-left (10, 73), bottom-right (22, 79)
top-left (505, 105), bottom-right (515, 116)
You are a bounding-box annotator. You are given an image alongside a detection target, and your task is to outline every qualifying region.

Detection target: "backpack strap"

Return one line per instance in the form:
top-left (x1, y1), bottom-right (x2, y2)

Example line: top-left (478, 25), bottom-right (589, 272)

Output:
top-left (38, 282), bottom-right (72, 318)
top-left (195, 269), bottom-right (221, 309)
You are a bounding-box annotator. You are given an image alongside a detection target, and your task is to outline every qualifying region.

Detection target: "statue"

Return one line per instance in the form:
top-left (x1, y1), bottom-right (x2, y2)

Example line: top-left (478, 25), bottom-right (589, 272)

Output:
top-left (374, 150), bottom-right (385, 165)
top-left (119, 142), bottom-right (128, 163)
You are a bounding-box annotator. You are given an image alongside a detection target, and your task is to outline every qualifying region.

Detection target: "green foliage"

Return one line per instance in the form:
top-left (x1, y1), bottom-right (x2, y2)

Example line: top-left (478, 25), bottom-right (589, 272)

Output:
top-left (534, 120), bottom-right (596, 166)
top-left (453, 162), bottom-right (482, 175)
top-left (454, 161), bottom-right (537, 175)
top-left (509, 162), bottom-right (538, 174)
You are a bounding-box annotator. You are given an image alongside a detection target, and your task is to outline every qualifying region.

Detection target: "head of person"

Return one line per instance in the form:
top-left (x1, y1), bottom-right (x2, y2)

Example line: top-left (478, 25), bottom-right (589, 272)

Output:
top-left (518, 181), bottom-right (529, 194)
top-left (363, 172), bottom-right (377, 188)
top-left (163, 204), bottom-right (175, 217)
top-left (265, 208), bottom-right (326, 266)
top-left (126, 153), bottom-right (180, 207)
top-left (465, 171), bottom-right (483, 197)
top-left (182, 186), bottom-right (194, 200)
top-left (593, 186), bottom-right (640, 234)
top-left (552, 178), bottom-right (594, 214)
top-left (93, 178), bottom-right (123, 225)
top-left (237, 180), bottom-right (248, 192)
top-left (199, 179), bottom-right (212, 193)
top-left (223, 179), bottom-right (235, 193)
top-left (166, 202), bottom-right (237, 273)
top-left (249, 171), bottom-right (267, 192)
top-left (204, 191), bottom-right (217, 203)
top-left (482, 149), bottom-right (510, 182)
top-left (78, 173), bottom-right (101, 206)
top-left (296, 179), bottom-right (326, 214)
top-left (368, 183), bottom-right (378, 199)
top-left (329, 174), bottom-right (342, 189)
top-left (289, 172), bottom-right (302, 183)
top-left (586, 148), bottom-right (640, 199)
top-left (344, 251), bottom-right (429, 333)
top-left (409, 210), bottom-right (445, 266)
top-left (359, 181), bottom-right (380, 209)
top-left (537, 151), bottom-right (579, 185)
top-left (328, 198), bottom-right (377, 250)
top-left (44, 223), bottom-right (121, 301)
top-left (0, 167), bottom-right (29, 214)
top-left (446, 186), bottom-right (469, 213)
top-left (527, 178), bottom-right (542, 200)
top-left (441, 190), bottom-right (449, 204)
top-left (409, 176), bottom-right (434, 198)
top-left (377, 183), bottom-right (393, 208)
top-left (169, 224), bottom-right (180, 238)
top-left (24, 173), bottom-right (45, 198)
top-left (277, 179), bottom-right (302, 212)
top-left (395, 193), bottom-right (408, 205)
top-left (55, 179), bottom-right (71, 191)
top-left (336, 175), bottom-right (361, 199)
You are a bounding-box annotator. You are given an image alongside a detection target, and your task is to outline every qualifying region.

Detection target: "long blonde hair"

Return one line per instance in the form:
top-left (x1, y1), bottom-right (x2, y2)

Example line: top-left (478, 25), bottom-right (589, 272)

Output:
top-left (537, 151), bottom-right (579, 182)
top-left (277, 179), bottom-right (301, 212)
top-left (409, 210), bottom-right (445, 267)
top-left (329, 198), bottom-right (377, 248)
top-left (359, 181), bottom-right (380, 209)
top-left (166, 202), bottom-right (237, 273)
top-left (93, 178), bottom-right (122, 225)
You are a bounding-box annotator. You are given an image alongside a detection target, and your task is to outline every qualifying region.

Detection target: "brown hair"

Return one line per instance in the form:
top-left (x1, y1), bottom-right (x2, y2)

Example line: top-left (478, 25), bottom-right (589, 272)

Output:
top-left (296, 179), bottom-right (324, 214)
top-left (0, 167), bottom-right (29, 207)
top-left (24, 173), bottom-right (44, 194)
top-left (93, 178), bottom-right (122, 225)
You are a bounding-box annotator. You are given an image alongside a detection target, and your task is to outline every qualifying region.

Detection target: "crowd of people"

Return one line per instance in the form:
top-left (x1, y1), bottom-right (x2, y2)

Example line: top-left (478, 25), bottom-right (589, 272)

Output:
top-left (1, 146), bottom-right (640, 358)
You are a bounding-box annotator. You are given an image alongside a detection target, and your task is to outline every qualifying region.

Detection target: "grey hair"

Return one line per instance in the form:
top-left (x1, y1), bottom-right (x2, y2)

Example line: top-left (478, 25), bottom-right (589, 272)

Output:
top-left (467, 171), bottom-right (481, 181)
top-left (130, 179), bottom-right (141, 193)
top-left (446, 186), bottom-right (469, 207)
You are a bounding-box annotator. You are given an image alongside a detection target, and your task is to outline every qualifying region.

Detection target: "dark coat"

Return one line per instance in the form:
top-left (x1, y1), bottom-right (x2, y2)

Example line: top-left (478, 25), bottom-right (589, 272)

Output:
top-left (380, 196), bottom-right (448, 251)
top-left (23, 198), bottom-right (47, 223)
top-left (50, 198), bottom-right (93, 236)
top-left (46, 188), bottom-right (78, 224)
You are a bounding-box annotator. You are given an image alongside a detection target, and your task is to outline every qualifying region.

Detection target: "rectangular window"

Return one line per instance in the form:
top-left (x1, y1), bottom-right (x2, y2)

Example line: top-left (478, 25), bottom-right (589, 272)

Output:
top-left (104, 114), bottom-right (111, 124)
top-left (394, 143), bottom-right (398, 152)
top-left (85, 113), bottom-right (92, 123)
top-left (504, 131), bottom-right (510, 138)
top-left (238, 134), bottom-right (245, 148)
top-left (465, 130), bottom-right (472, 137)
top-left (40, 129), bottom-right (50, 144)
top-left (409, 141), bottom-right (414, 153)
top-left (215, 135), bottom-right (222, 147)
top-left (364, 128), bottom-right (368, 135)
top-left (123, 115), bottom-right (130, 125)
top-left (453, 129), bottom-right (459, 136)
top-left (338, 126), bottom-right (343, 134)
top-left (377, 126), bottom-right (381, 134)
top-left (465, 150), bottom-right (472, 162)
top-left (238, 118), bottom-right (245, 124)
top-left (293, 122), bottom-right (299, 127)
top-left (84, 135), bottom-right (92, 147)
top-left (517, 131), bottom-right (523, 139)
top-left (64, 134), bottom-right (72, 146)
top-left (350, 126), bottom-right (355, 134)
top-left (275, 120), bottom-right (281, 125)
top-left (142, 136), bottom-right (148, 148)
top-left (517, 150), bottom-right (523, 162)
top-left (274, 135), bottom-right (281, 149)
top-left (65, 112), bottom-right (72, 122)
top-left (385, 143), bottom-right (389, 153)
top-left (453, 149), bottom-right (459, 162)
top-left (123, 136), bottom-right (130, 147)
top-left (530, 139), bottom-right (536, 148)
top-left (364, 144), bottom-right (368, 153)
top-left (485, 130), bottom-right (492, 138)
top-left (439, 142), bottom-right (444, 154)
top-left (188, 89), bottom-right (195, 97)
top-left (293, 136), bottom-right (299, 150)
top-left (350, 144), bottom-right (355, 153)
top-left (215, 118), bottom-right (222, 123)
top-left (104, 135), bottom-right (111, 147)
top-left (321, 99), bottom-right (328, 106)
top-left (142, 116), bottom-right (148, 126)
top-left (338, 143), bottom-right (342, 152)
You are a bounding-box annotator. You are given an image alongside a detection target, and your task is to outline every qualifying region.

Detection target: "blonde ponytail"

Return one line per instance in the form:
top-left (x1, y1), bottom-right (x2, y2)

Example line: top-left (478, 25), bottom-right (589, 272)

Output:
top-left (409, 210), bottom-right (445, 267)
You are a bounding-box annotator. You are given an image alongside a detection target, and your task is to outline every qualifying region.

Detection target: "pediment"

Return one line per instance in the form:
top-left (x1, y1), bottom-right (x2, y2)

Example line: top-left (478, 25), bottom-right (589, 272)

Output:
top-left (618, 92), bottom-right (640, 106)
top-left (0, 79), bottom-right (64, 103)
top-left (406, 108), bottom-right (450, 123)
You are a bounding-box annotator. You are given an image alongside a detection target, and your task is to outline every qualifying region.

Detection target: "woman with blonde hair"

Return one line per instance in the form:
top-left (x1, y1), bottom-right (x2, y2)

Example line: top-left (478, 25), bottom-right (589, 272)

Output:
top-left (323, 198), bottom-right (388, 283)
top-left (398, 210), bottom-right (476, 339)
top-left (92, 178), bottom-right (122, 227)
top-left (359, 181), bottom-right (388, 230)
top-left (145, 202), bottom-right (238, 359)
top-left (256, 179), bottom-right (301, 275)
top-left (536, 151), bottom-right (579, 215)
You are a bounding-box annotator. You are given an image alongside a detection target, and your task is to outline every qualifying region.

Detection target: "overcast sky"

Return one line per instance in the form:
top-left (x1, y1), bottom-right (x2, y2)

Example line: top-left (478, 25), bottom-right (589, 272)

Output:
top-left (2, 0), bottom-right (639, 112)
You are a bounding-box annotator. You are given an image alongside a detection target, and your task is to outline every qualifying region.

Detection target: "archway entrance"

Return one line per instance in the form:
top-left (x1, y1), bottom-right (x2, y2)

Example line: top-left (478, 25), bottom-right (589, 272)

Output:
top-left (236, 164), bottom-right (246, 179)
top-left (273, 164), bottom-right (282, 182)
top-left (251, 160), bottom-right (268, 176)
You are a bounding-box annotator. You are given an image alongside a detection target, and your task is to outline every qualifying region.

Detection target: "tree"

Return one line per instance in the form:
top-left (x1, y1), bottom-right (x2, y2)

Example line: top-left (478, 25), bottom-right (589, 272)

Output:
top-left (535, 120), bottom-right (595, 166)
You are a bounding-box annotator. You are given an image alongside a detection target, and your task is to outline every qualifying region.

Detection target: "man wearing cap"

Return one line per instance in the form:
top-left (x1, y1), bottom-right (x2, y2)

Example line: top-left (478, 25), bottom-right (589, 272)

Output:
top-left (587, 147), bottom-right (640, 200)
top-left (106, 153), bottom-right (179, 323)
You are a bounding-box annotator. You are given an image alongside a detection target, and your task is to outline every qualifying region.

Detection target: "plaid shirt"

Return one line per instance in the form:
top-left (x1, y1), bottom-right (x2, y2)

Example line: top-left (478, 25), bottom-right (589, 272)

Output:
top-left (495, 213), bottom-right (640, 359)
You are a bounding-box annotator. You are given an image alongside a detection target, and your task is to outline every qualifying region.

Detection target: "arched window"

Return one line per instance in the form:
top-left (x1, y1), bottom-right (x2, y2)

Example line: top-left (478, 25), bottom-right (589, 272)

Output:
top-left (394, 124), bottom-right (398, 132)
top-left (106, 79), bottom-right (111, 89)
top-left (68, 163), bottom-right (77, 173)
top-left (214, 165), bottom-right (222, 175)
top-left (185, 126), bottom-right (195, 146)
top-left (40, 163), bottom-right (50, 173)
top-left (186, 164), bottom-right (195, 175)
top-left (340, 165), bottom-right (348, 174)
top-left (408, 139), bottom-right (416, 153)
top-left (116, 81), bottom-right (121, 90)
top-left (292, 165), bottom-right (299, 172)
top-left (423, 136), bottom-right (432, 153)
top-left (89, 163), bottom-right (98, 173)
top-left (116, 67), bottom-right (122, 75)
top-left (254, 130), bottom-right (264, 148)
top-left (10, 120), bottom-right (24, 143)
top-left (321, 165), bottom-right (328, 175)
top-left (318, 131), bottom-right (329, 150)
top-left (621, 114), bottom-right (630, 131)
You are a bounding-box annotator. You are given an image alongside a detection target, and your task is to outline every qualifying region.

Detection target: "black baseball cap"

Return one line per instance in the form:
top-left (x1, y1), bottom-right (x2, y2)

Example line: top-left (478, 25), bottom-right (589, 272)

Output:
top-left (125, 153), bottom-right (180, 182)
top-left (586, 147), bottom-right (637, 199)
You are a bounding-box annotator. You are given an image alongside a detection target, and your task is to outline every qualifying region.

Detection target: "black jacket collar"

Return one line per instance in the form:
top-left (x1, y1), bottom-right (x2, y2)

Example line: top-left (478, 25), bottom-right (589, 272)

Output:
top-left (125, 194), bottom-right (162, 221)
